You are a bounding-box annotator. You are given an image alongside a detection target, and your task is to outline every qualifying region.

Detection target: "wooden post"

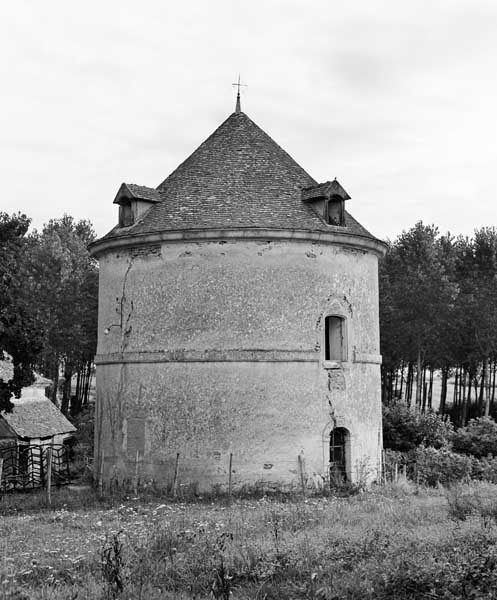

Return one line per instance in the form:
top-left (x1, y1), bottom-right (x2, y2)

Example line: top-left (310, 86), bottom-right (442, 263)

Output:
top-left (0, 457), bottom-right (3, 493)
top-left (39, 446), bottom-right (45, 488)
top-left (381, 450), bottom-right (386, 485)
top-left (172, 452), bottom-right (180, 498)
top-left (46, 446), bottom-right (53, 506)
top-left (298, 455), bottom-right (306, 496)
top-left (134, 450), bottom-right (140, 496)
top-left (66, 445), bottom-right (71, 483)
top-left (394, 462), bottom-right (398, 483)
top-left (228, 453), bottom-right (233, 498)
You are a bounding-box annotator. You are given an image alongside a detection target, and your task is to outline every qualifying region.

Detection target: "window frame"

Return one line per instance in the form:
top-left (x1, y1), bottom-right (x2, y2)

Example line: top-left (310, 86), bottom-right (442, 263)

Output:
top-left (323, 314), bottom-right (348, 368)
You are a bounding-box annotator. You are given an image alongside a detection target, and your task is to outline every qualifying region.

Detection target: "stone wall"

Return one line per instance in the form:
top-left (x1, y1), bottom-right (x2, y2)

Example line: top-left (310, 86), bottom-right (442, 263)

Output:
top-left (95, 238), bottom-right (382, 489)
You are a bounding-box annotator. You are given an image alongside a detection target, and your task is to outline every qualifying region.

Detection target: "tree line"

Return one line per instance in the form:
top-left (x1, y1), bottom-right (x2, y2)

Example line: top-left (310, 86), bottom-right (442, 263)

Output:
top-left (2, 211), bottom-right (496, 426)
top-left (0, 212), bottom-right (97, 415)
top-left (380, 221), bottom-right (497, 425)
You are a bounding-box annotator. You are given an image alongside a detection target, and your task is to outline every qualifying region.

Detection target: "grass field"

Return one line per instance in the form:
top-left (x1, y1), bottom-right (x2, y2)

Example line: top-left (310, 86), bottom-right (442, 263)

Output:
top-left (2, 483), bottom-right (497, 599)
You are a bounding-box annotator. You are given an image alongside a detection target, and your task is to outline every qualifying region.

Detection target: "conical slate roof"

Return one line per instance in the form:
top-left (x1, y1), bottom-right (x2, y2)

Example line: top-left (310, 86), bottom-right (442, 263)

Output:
top-left (99, 110), bottom-right (375, 241)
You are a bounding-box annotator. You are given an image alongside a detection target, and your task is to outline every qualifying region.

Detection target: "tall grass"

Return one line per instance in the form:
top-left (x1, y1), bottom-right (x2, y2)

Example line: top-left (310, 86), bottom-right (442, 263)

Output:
top-left (2, 483), bottom-right (497, 598)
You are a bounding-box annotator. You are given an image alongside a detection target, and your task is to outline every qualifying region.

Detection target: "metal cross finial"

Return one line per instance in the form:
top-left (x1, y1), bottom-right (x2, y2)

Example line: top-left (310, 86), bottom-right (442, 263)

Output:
top-left (232, 74), bottom-right (247, 113)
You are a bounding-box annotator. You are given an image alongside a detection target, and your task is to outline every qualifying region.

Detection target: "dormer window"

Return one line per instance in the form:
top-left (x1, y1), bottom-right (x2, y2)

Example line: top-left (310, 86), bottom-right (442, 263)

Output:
top-left (113, 183), bottom-right (162, 229)
top-left (326, 196), bottom-right (345, 226)
top-left (301, 179), bottom-right (350, 227)
top-left (119, 202), bottom-right (134, 227)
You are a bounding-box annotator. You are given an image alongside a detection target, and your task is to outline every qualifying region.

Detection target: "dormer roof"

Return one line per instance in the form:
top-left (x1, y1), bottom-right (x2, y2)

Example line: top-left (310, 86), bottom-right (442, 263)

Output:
top-left (113, 183), bottom-right (162, 205)
top-left (301, 179), bottom-right (351, 202)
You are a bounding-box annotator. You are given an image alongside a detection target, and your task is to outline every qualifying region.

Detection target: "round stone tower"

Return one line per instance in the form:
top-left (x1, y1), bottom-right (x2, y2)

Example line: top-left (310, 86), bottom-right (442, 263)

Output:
top-left (89, 101), bottom-right (386, 490)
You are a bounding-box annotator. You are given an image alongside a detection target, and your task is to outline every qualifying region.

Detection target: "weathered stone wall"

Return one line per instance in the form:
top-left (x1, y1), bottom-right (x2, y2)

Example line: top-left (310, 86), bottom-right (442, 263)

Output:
top-left (95, 239), bottom-right (382, 489)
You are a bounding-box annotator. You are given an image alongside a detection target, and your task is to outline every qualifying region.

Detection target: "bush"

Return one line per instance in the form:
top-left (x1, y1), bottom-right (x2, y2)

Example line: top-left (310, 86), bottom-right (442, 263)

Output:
top-left (383, 402), bottom-right (453, 452)
top-left (452, 417), bottom-right (497, 458)
top-left (472, 455), bottom-right (497, 483)
top-left (446, 482), bottom-right (497, 526)
top-left (415, 447), bottom-right (472, 486)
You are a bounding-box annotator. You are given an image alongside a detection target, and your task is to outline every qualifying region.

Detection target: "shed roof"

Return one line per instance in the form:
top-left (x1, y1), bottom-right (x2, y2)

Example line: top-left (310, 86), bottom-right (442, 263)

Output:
top-left (97, 110), bottom-right (377, 243)
top-left (0, 398), bottom-right (76, 439)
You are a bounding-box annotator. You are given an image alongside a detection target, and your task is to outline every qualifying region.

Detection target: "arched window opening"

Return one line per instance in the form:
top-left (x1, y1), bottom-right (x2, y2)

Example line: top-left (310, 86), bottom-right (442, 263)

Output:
top-left (330, 427), bottom-right (348, 484)
top-left (324, 315), bottom-right (346, 362)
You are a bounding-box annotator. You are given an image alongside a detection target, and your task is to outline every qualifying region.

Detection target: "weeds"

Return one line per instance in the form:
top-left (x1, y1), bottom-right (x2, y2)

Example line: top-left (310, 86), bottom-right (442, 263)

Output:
top-left (101, 532), bottom-right (126, 598)
top-left (3, 483), bottom-right (497, 598)
top-left (447, 481), bottom-right (497, 527)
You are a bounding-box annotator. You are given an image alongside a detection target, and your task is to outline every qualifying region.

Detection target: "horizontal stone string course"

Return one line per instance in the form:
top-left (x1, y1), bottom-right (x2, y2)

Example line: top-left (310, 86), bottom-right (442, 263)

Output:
top-left (95, 349), bottom-right (382, 365)
top-left (90, 227), bottom-right (386, 259)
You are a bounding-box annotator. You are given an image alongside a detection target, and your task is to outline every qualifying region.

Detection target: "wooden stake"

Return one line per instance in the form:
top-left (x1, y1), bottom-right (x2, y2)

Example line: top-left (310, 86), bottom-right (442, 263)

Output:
top-left (298, 455), bottom-right (306, 496)
top-left (46, 446), bottom-right (53, 506)
top-left (0, 458), bottom-right (3, 493)
top-left (134, 450), bottom-right (139, 496)
top-left (228, 453), bottom-right (233, 498)
top-left (172, 452), bottom-right (180, 498)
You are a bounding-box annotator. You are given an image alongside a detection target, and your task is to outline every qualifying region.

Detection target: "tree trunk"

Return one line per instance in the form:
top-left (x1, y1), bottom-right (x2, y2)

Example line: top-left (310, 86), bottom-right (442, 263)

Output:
top-left (428, 367), bottom-right (434, 411)
top-left (381, 365), bottom-right (388, 404)
top-left (461, 369), bottom-right (469, 426)
top-left (479, 359), bottom-right (486, 416)
top-left (399, 361), bottom-right (405, 401)
top-left (60, 363), bottom-right (72, 415)
top-left (83, 361), bottom-right (93, 405)
top-left (50, 354), bottom-right (60, 405)
top-left (75, 370), bottom-right (81, 407)
top-left (71, 369), bottom-right (83, 417)
top-left (440, 366), bottom-right (448, 415)
top-left (454, 366), bottom-right (459, 407)
top-left (482, 357), bottom-right (490, 417)
top-left (416, 350), bottom-right (423, 409)
top-left (490, 358), bottom-right (497, 404)
top-left (406, 363), bottom-right (411, 405)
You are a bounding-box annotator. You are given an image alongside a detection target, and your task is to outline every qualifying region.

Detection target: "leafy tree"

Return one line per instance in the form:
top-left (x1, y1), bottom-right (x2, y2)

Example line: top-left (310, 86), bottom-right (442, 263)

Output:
top-left (30, 215), bottom-right (98, 414)
top-left (0, 213), bottom-right (43, 412)
top-left (379, 222), bottom-right (458, 409)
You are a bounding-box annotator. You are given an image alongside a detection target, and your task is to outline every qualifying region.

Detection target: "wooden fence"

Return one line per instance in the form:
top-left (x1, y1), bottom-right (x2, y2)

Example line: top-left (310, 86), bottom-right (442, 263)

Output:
top-left (0, 444), bottom-right (72, 492)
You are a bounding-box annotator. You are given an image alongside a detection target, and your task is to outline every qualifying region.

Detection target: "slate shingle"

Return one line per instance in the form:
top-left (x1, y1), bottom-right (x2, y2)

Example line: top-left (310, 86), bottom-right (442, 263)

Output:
top-left (98, 111), bottom-right (377, 242)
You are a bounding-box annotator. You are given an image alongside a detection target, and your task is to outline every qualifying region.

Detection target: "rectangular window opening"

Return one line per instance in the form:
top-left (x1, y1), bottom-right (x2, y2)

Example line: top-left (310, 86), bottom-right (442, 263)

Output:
top-left (119, 203), bottom-right (134, 227)
top-left (325, 316), bottom-right (345, 362)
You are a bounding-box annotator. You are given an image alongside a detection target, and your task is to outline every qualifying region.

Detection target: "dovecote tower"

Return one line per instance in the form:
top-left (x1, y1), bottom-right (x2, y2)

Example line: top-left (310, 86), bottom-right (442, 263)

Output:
top-left (89, 101), bottom-right (386, 490)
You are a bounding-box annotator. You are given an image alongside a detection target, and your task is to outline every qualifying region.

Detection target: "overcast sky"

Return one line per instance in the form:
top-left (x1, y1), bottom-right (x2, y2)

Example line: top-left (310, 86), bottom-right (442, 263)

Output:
top-left (1, 0), bottom-right (496, 241)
